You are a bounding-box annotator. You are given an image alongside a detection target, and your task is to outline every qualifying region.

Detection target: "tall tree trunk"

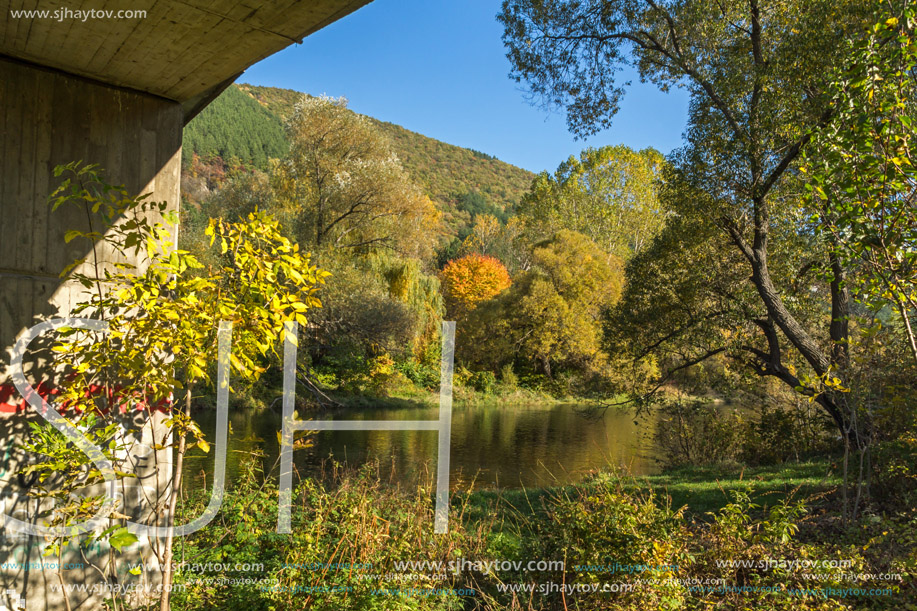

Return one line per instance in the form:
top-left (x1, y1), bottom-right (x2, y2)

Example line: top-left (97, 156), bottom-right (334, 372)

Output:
top-left (750, 255), bottom-right (831, 376)
top-left (735, 214), bottom-right (870, 449)
top-left (541, 354), bottom-right (552, 378)
top-left (159, 387), bottom-right (191, 611)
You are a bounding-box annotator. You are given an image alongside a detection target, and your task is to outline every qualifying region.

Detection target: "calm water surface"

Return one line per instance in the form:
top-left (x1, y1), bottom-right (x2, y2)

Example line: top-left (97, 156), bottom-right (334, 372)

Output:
top-left (184, 403), bottom-right (660, 491)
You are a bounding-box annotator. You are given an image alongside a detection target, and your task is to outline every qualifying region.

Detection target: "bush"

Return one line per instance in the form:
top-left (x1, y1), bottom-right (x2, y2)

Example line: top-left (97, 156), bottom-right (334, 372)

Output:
top-left (499, 363), bottom-right (518, 389)
top-left (519, 373), bottom-right (549, 392)
top-left (519, 475), bottom-right (862, 610)
top-left (533, 473), bottom-right (690, 610)
top-left (395, 358), bottom-right (440, 390)
top-left (654, 400), bottom-right (745, 467)
top-left (873, 432), bottom-right (917, 510)
top-left (453, 366), bottom-right (473, 388)
top-left (366, 354), bottom-right (415, 396)
top-left (739, 403), bottom-right (834, 466)
top-left (173, 459), bottom-right (485, 611)
top-left (468, 370), bottom-right (497, 394)
top-left (655, 400), bottom-right (834, 469)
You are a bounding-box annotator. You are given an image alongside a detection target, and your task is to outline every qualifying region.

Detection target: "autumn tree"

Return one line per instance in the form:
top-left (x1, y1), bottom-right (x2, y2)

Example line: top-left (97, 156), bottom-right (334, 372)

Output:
top-left (519, 145), bottom-right (666, 259)
top-left (805, 12), bottom-right (917, 366)
top-left (273, 95), bottom-right (440, 260)
top-left (500, 0), bottom-right (877, 457)
top-left (460, 214), bottom-right (532, 274)
top-left (465, 230), bottom-right (623, 378)
top-left (440, 253), bottom-right (512, 320)
top-left (305, 253), bottom-right (444, 366)
top-left (462, 213), bottom-right (503, 256)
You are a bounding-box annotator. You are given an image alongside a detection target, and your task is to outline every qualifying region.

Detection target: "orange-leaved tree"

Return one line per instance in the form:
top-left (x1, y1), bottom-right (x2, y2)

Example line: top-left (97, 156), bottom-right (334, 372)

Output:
top-left (440, 253), bottom-right (511, 320)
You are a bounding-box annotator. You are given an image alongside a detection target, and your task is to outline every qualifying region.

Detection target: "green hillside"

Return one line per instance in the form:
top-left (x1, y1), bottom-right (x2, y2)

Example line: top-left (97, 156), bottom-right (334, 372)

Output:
top-left (181, 84), bottom-right (287, 170)
top-left (183, 83), bottom-right (535, 216)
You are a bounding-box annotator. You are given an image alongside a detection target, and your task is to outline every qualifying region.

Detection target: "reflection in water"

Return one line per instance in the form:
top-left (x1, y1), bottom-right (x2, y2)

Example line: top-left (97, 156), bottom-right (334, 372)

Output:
top-left (184, 403), bottom-right (659, 492)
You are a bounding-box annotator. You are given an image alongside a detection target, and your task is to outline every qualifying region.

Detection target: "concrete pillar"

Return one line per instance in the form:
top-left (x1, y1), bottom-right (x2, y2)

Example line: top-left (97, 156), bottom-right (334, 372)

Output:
top-left (0, 56), bottom-right (182, 385)
top-left (0, 56), bottom-right (181, 610)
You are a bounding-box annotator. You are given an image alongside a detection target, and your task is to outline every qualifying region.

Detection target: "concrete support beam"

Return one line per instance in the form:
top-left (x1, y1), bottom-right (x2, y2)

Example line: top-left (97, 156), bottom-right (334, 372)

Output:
top-left (0, 56), bottom-right (182, 388)
top-left (0, 57), bottom-right (181, 611)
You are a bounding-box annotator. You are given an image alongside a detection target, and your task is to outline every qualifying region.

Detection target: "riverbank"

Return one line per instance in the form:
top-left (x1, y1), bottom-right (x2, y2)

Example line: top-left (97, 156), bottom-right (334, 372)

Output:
top-left (292, 387), bottom-right (594, 411)
top-left (327, 385), bottom-right (621, 409)
top-left (461, 458), bottom-right (843, 522)
top-left (226, 378), bottom-right (589, 411)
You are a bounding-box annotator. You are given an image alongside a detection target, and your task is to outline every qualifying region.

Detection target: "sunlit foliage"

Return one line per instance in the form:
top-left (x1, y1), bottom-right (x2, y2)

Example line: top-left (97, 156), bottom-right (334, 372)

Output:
top-left (440, 253), bottom-right (512, 320)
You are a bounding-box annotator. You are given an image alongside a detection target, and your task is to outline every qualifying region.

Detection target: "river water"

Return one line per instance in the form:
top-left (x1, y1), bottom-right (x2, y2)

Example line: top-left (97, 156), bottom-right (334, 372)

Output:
top-left (183, 402), bottom-right (660, 492)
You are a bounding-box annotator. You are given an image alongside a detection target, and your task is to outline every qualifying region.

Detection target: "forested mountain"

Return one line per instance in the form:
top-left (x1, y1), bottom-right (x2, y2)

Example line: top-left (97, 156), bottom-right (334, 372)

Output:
top-left (181, 84), bottom-right (287, 170)
top-left (182, 83), bottom-right (535, 219)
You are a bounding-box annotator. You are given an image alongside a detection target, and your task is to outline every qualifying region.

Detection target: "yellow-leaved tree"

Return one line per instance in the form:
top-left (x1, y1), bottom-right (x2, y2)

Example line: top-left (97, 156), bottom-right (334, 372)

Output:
top-left (273, 95), bottom-right (441, 260)
top-left (440, 253), bottom-right (511, 320)
top-left (24, 162), bottom-right (329, 611)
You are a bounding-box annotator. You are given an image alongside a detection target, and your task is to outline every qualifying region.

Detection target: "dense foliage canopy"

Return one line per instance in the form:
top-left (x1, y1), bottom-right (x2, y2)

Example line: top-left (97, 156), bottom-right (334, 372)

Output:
top-left (519, 145), bottom-right (666, 259)
top-left (440, 253), bottom-right (512, 320)
top-left (501, 0), bottom-right (879, 446)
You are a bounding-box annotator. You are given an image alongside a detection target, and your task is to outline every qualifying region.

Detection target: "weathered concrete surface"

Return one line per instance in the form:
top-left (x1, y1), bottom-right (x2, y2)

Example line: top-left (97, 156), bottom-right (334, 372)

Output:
top-left (1, 0), bottom-right (372, 116)
top-left (0, 56), bottom-right (182, 611)
top-left (0, 56), bottom-right (183, 386)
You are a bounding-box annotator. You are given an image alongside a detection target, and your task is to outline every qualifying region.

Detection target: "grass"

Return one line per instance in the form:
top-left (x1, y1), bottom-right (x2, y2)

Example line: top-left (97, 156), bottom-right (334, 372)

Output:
top-left (628, 459), bottom-right (842, 516)
top-left (316, 384), bottom-right (581, 410)
top-left (448, 458), bottom-right (847, 592)
top-left (457, 458), bottom-right (843, 532)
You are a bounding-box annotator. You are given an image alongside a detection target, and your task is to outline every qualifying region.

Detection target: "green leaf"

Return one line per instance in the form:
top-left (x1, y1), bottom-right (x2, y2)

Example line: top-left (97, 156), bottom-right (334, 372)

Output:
top-left (108, 528), bottom-right (138, 552)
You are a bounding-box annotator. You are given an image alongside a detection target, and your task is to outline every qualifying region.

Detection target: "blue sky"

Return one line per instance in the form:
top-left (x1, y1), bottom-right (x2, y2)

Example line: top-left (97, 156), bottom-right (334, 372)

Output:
top-left (241, 0), bottom-right (690, 174)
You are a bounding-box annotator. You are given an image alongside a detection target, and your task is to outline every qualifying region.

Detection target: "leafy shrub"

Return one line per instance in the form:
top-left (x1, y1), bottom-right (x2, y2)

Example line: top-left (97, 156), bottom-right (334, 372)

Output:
top-left (499, 364), bottom-right (518, 390)
top-left (521, 477), bottom-right (859, 610)
top-left (366, 354), bottom-right (415, 396)
top-left (688, 492), bottom-right (855, 611)
top-left (453, 366), bottom-right (473, 388)
top-left (395, 358), bottom-right (440, 390)
top-left (174, 459), bottom-right (484, 611)
top-left (873, 432), bottom-right (917, 510)
top-left (533, 473), bottom-right (690, 610)
top-left (519, 373), bottom-right (549, 392)
top-left (468, 370), bottom-right (497, 394)
top-left (655, 400), bottom-right (834, 468)
top-left (739, 404), bottom-right (834, 466)
top-left (654, 401), bottom-right (745, 467)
